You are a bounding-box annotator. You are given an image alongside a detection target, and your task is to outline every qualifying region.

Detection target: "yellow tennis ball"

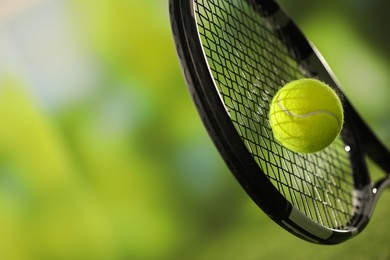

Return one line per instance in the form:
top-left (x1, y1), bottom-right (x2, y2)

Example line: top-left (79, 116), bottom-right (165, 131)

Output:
top-left (269, 78), bottom-right (344, 153)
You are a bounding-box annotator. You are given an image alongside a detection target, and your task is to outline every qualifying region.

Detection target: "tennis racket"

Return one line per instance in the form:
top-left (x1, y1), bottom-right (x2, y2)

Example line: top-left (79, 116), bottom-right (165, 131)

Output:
top-left (169, 0), bottom-right (390, 244)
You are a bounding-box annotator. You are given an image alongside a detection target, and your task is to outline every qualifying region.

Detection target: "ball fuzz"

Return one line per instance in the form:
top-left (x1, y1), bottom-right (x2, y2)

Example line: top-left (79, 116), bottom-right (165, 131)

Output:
top-left (269, 78), bottom-right (344, 153)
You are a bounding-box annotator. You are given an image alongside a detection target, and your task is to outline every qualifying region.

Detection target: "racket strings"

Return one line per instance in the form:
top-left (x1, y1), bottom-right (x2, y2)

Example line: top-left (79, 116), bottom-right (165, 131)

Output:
top-left (195, 0), bottom-right (355, 229)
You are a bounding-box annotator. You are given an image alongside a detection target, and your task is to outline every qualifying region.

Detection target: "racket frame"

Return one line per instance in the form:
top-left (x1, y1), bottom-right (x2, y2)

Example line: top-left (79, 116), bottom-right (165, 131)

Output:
top-left (169, 0), bottom-right (390, 244)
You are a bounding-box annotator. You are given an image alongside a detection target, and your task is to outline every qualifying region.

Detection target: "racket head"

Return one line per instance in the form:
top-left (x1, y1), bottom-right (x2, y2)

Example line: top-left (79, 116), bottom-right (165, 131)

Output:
top-left (170, 0), bottom-right (379, 244)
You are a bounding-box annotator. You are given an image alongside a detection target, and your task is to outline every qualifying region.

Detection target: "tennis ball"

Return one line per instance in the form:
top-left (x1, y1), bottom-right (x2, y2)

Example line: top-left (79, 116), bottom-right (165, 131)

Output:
top-left (269, 78), bottom-right (344, 153)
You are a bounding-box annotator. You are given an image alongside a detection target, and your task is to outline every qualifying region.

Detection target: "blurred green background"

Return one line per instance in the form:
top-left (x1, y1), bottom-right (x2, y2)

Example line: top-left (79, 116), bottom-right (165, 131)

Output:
top-left (0, 0), bottom-right (389, 259)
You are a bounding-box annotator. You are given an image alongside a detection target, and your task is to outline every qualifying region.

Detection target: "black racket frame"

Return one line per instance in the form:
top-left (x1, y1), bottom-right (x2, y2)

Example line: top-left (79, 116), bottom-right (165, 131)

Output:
top-left (169, 0), bottom-right (390, 244)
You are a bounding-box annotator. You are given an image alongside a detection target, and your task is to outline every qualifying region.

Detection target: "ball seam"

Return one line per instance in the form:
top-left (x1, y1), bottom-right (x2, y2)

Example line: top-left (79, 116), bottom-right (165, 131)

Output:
top-left (277, 94), bottom-right (341, 128)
